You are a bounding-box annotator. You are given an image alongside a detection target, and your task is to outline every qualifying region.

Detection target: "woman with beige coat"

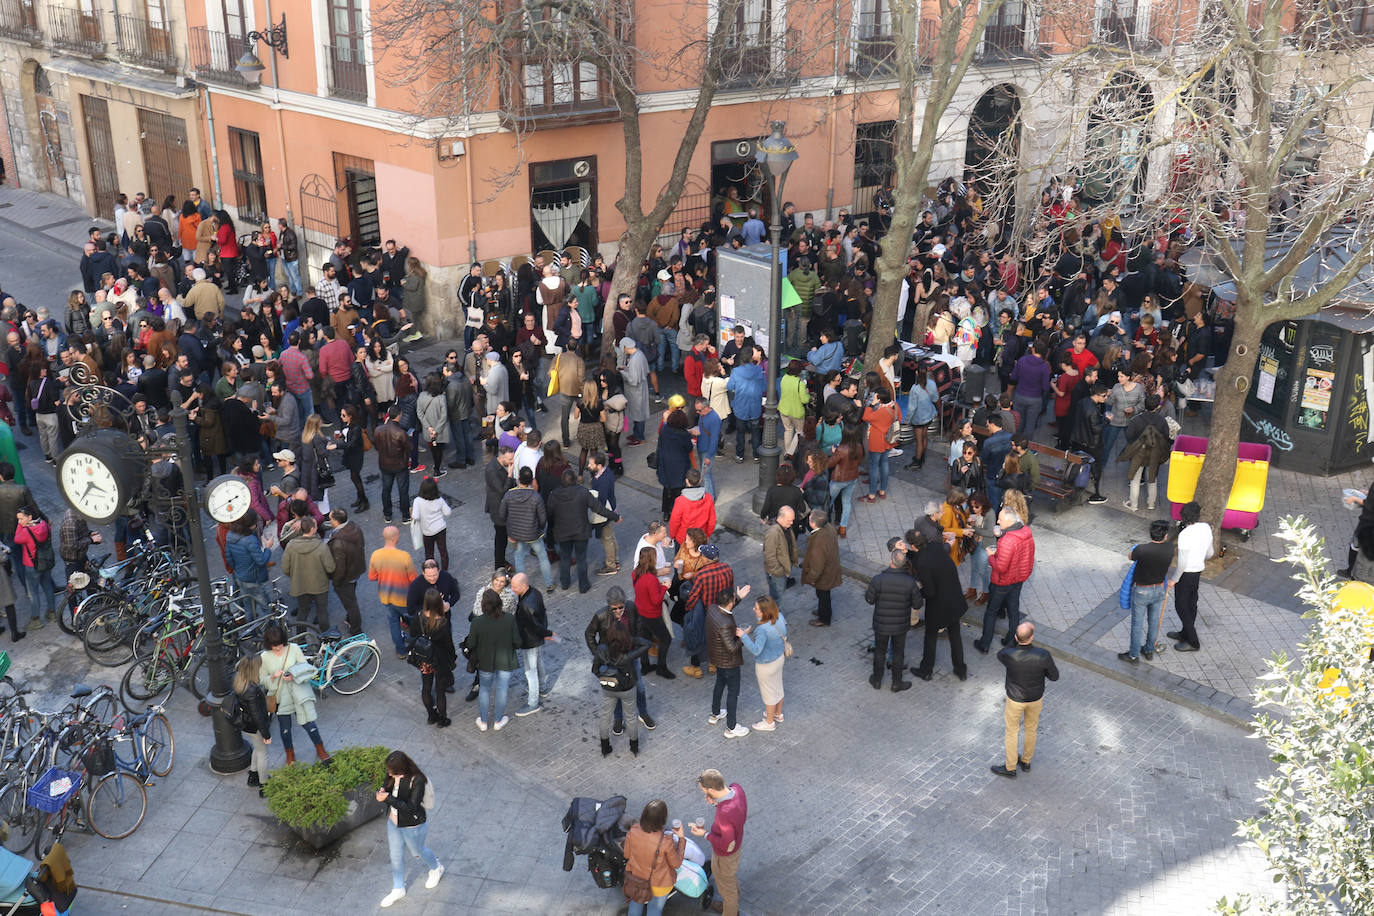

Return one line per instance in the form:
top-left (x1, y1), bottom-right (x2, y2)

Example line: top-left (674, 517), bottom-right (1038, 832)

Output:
top-left (195, 214), bottom-right (218, 264)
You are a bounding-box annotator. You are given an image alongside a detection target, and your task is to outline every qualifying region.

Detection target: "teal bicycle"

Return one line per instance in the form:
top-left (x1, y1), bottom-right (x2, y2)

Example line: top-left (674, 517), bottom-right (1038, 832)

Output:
top-left (306, 630), bottom-right (381, 696)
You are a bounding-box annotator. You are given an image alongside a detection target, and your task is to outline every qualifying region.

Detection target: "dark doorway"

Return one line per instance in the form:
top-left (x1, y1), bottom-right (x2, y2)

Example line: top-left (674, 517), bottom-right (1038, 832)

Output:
top-left (964, 84), bottom-right (1021, 243)
top-left (710, 137), bottom-right (768, 226)
top-left (529, 156), bottom-right (596, 256)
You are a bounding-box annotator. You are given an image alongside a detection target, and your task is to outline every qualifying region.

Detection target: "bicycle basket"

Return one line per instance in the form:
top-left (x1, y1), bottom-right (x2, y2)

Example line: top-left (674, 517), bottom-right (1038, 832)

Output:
top-left (26, 768), bottom-right (83, 815)
top-left (81, 739), bottom-right (116, 778)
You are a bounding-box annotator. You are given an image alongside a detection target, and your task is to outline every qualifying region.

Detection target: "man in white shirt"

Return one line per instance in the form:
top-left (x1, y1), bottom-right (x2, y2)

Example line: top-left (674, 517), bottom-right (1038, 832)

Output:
top-left (634, 520), bottom-right (674, 588)
top-left (1168, 501), bottom-right (1213, 652)
top-left (514, 428), bottom-right (543, 478)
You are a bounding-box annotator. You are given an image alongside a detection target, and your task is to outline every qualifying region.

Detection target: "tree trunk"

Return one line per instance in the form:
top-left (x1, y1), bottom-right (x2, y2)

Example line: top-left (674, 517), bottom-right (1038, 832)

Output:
top-left (1190, 307), bottom-right (1265, 552)
top-left (867, 211), bottom-right (917, 369)
top-left (600, 222), bottom-right (658, 357)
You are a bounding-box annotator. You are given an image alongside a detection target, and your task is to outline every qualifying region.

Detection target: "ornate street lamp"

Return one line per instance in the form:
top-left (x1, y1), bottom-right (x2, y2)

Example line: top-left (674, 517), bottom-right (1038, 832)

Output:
top-left (752, 121), bottom-right (798, 512)
top-left (235, 14), bottom-right (290, 85)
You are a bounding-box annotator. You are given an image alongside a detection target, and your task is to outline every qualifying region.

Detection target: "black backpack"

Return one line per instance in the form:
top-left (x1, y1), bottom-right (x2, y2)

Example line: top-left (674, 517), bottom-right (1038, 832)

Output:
top-left (406, 634), bottom-right (435, 669)
top-left (224, 691), bottom-right (248, 731)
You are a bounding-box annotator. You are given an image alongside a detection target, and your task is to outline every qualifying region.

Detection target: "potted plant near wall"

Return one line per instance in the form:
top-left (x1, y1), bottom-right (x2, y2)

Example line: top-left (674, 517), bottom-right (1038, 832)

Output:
top-left (262, 745), bottom-right (390, 849)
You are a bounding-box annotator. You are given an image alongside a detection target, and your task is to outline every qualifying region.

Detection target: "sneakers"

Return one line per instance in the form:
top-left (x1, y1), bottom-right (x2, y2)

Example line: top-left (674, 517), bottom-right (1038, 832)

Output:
top-left (707, 710), bottom-right (727, 725)
top-left (681, 665), bottom-right (703, 678)
top-left (638, 712), bottom-right (656, 730)
top-left (611, 722), bottom-right (624, 736)
top-left (723, 725), bottom-right (750, 738)
top-left (1122, 500), bottom-right (1138, 512)
top-left (24, 618), bottom-right (43, 632)
top-left (596, 564), bottom-right (620, 577)
top-left (1087, 494), bottom-right (1108, 505)
top-left (410, 465), bottom-right (427, 474)
top-left (752, 720), bottom-right (775, 731)
top-left (381, 888), bottom-right (406, 907)
top-left (475, 717), bottom-right (489, 731)
top-left (492, 716), bottom-right (509, 731)
top-left (514, 704), bottom-right (541, 717)
top-left (425, 864), bottom-right (445, 889)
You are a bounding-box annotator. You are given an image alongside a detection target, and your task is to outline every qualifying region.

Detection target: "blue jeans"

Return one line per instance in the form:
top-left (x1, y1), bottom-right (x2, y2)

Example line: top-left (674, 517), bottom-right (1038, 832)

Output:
top-left (968, 544), bottom-right (991, 593)
top-left (17, 565), bottom-right (54, 620)
top-left (659, 328), bottom-right (680, 372)
top-left (8, 380), bottom-right (31, 429)
top-left (698, 453), bottom-right (716, 499)
top-left (511, 539), bottom-right (553, 588)
top-left (710, 665), bottom-right (742, 729)
top-left (978, 581), bottom-right (1023, 649)
top-left (265, 257), bottom-right (279, 290)
top-left (612, 671), bottom-right (650, 727)
top-left (1103, 424), bottom-right (1126, 467)
top-left (628, 892), bottom-right (669, 916)
top-left (866, 449), bottom-right (891, 496)
top-left (275, 712), bottom-right (322, 750)
top-left (735, 417), bottom-right (761, 459)
top-left (558, 538), bottom-right (590, 592)
top-left (385, 604), bottom-right (408, 656)
top-left (477, 668), bottom-right (512, 724)
top-left (985, 475), bottom-right (1003, 512)
top-left (766, 573), bottom-right (787, 603)
top-left (522, 645), bottom-right (547, 701)
top-left (1013, 394), bottom-right (1043, 439)
top-left (238, 580), bottom-right (270, 621)
top-left (632, 420), bottom-right (646, 440)
top-left (386, 818), bottom-right (440, 890)
top-left (449, 417), bottom-right (475, 465)
top-left (293, 388), bottom-right (314, 420)
top-left (379, 469), bottom-right (409, 520)
top-left (1130, 583), bottom-right (1166, 657)
top-left (829, 478), bottom-right (858, 527)
top-left (282, 259), bottom-right (303, 295)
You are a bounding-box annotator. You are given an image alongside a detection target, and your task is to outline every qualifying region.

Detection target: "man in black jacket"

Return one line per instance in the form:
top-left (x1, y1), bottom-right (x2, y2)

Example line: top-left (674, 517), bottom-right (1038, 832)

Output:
top-left (327, 508), bottom-right (367, 636)
top-left (993, 622), bottom-right (1059, 778)
top-left (511, 572), bottom-right (556, 716)
top-left (373, 406), bottom-right (412, 524)
top-left (484, 443), bottom-right (515, 570)
top-left (1070, 384), bottom-right (1110, 504)
top-left (546, 468), bottom-right (620, 594)
top-left (864, 549), bottom-right (923, 692)
top-left (910, 533), bottom-right (968, 682)
top-left (706, 585), bottom-right (749, 738)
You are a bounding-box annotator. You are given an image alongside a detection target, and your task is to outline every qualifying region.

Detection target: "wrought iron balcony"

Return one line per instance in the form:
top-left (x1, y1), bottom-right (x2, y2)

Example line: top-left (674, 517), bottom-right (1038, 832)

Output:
top-left (325, 42), bottom-right (368, 101)
top-left (48, 6), bottom-right (103, 54)
top-left (0, 0), bottom-right (42, 44)
top-left (115, 13), bottom-right (175, 70)
top-left (189, 26), bottom-right (247, 85)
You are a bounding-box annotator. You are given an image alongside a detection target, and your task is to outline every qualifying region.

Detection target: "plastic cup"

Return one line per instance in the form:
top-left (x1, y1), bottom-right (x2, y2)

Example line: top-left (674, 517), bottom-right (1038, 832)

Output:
top-left (672, 819), bottom-right (682, 831)
top-left (694, 817), bottom-right (706, 829)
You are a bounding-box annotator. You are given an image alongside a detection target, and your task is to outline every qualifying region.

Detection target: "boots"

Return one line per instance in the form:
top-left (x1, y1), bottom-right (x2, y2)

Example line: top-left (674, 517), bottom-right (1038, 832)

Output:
top-left (3, 605), bottom-right (21, 643)
top-left (600, 739), bottom-right (613, 757)
top-left (115, 541), bottom-right (126, 561)
top-left (247, 770), bottom-right (261, 788)
top-left (314, 743), bottom-right (331, 763)
top-left (629, 740), bottom-right (639, 757)
top-left (284, 748), bottom-right (296, 765)
top-left (656, 665), bottom-right (677, 680)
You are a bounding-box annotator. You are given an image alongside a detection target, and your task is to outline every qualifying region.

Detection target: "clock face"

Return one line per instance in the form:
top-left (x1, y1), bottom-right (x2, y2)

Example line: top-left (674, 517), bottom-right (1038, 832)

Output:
top-left (206, 476), bottom-right (252, 524)
top-left (60, 451), bottom-right (122, 523)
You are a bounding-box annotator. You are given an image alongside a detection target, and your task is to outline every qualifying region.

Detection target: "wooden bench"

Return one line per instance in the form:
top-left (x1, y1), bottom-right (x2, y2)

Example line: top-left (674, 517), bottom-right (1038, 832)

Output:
top-left (965, 425), bottom-right (1087, 511)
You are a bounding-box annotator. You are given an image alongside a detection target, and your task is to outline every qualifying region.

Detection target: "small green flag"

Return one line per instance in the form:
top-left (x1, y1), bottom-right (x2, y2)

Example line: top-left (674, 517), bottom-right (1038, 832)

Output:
top-left (781, 277), bottom-right (801, 310)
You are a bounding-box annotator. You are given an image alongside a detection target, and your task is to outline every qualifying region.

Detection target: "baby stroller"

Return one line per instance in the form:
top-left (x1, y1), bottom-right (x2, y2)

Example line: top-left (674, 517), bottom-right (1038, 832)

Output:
top-left (562, 795), bottom-right (715, 910)
top-left (0, 841), bottom-right (77, 915)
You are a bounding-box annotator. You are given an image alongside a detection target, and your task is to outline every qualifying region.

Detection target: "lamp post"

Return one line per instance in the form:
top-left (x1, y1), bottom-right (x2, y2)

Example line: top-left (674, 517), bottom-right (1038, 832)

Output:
top-left (234, 13), bottom-right (289, 84)
top-left (752, 121), bottom-right (798, 513)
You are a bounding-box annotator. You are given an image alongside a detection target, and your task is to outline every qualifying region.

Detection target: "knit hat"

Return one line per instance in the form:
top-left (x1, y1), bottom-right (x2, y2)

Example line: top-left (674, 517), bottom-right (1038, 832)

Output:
top-left (621, 338), bottom-right (637, 350)
top-left (486, 351), bottom-right (500, 362)
top-left (699, 544), bottom-right (720, 561)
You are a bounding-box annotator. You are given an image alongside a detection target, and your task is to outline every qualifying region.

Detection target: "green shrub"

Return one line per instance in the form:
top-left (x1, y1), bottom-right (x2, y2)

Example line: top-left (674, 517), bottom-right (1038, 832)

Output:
top-left (262, 745), bottom-right (390, 830)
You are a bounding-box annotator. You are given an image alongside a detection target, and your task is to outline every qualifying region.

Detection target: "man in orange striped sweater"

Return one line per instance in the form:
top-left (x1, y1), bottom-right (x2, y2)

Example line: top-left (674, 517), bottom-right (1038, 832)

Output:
top-left (368, 525), bottom-right (416, 659)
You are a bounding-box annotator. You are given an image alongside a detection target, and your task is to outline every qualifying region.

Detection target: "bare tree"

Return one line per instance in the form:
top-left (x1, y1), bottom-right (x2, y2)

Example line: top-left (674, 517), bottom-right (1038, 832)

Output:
top-left (864, 0), bottom-right (1010, 368)
top-left (1086, 0), bottom-right (1374, 544)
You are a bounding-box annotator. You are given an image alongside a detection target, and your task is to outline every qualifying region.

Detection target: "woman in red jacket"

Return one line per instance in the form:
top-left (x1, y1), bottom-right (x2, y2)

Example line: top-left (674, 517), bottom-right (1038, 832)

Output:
top-left (13, 505), bottom-right (55, 628)
top-left (214, 210), bottom-right (242, 294)
top-left (632, 546), bottom-right (673, 680)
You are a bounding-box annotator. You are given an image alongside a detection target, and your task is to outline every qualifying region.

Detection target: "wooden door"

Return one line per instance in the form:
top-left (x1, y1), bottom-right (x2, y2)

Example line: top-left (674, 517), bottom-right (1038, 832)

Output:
top-left (137, 108), bottom-right (191, 205)
top-left (81, 96), bottom-right (119, 219)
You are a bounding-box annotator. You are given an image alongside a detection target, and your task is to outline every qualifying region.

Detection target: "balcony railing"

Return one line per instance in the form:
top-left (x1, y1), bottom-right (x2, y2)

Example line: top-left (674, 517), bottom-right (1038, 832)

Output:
top-left (189, 26), bottom-right (247, 84)
top-left (1096, 12), bottom-right (1138, 45)
top-left (981, 20), bottom-right (1029, 58)
top-left (325, 43), bottom-right (368, 101)
top-left (851, 17), bottom-right (936, 76)
top-left (0, 0), bottom-right (42, 43)
top-left (115, 13), bottom-right (175, 69)
top-left (720, 27), bottom-right (799, 88)
top-left (48, 6), bottom-right (103, 54)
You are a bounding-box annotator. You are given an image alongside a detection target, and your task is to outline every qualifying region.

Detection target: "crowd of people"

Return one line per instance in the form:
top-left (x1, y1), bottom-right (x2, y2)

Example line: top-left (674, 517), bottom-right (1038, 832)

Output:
top-left (0, 170), bottom-right (1249, 915)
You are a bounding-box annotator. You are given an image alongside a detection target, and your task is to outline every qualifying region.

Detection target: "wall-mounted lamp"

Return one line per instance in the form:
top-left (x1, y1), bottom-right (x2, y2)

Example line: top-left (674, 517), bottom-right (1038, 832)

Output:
top-left (235, 14), bottom-right (289, 85)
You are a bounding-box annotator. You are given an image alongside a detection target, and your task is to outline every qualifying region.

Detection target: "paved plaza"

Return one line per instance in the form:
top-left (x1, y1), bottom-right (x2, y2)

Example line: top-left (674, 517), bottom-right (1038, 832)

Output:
top-left (0, 186), bottom-right (1316, 913)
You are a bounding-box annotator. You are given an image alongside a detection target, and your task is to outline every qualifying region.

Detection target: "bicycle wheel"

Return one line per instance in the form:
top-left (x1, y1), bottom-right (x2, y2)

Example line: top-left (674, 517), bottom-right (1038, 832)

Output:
top-left (120, 655), bottom-right (177, 713)
top-left (83, 607), bottom-right (139, 667)
top-left (141, 713), bottom-right (174, 778)
top-left (87, 771), bottom-right (146, 839)
top-left (83, 689), bottom-right (118, 727)
top-left (68, 590), bottom-right (117, 638)
top-left (327, 641), bottom-right (381, 695)
top-left (0, 783), bottom-right (36, 855)
top-left (287, 621), bottom-right (323, 658)
top-left (31, 805), bottom-right (74, 858)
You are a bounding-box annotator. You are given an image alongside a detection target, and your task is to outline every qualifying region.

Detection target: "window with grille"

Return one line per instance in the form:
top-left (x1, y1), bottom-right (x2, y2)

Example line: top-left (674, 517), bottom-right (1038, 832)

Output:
top-left (228, 128), bottom-right (267, 225)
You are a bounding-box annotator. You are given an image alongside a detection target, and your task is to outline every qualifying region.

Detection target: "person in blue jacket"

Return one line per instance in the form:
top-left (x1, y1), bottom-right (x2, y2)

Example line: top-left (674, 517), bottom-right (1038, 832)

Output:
top-left (225, 514), bottom-right (274, 620)
top-left (806, 329), bottom-right (844, 376)
top-left (725, 349), bottom-right (765, 463)
top-left (654, 409), bottom-right (695, 517)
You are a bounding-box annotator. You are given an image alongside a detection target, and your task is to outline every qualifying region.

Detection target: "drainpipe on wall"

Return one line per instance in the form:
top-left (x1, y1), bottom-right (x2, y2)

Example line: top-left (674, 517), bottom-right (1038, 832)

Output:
top-left (264, 0), bottom-right (292, 220)
top-left (463, 135), bottom-right (477, 264)
top-left (202, 84), bottom-right (223, 205)
top-left (824, 0), bottom-right (842, 218)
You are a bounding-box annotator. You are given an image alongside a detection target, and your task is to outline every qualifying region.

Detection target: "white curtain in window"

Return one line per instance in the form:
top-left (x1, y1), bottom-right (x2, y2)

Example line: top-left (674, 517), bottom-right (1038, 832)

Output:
top-left (531, 193), bottom-right (590, 250)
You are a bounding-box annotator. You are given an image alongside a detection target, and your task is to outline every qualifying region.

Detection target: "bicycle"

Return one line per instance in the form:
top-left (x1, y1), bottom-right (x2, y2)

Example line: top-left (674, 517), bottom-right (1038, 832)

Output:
top-left (307, 630), bottom-right (382, 696)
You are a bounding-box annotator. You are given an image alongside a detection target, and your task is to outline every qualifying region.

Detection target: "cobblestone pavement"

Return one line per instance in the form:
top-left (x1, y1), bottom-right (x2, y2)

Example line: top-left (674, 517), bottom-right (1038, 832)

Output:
top-left (0, 188), bottom-right (1285, 913)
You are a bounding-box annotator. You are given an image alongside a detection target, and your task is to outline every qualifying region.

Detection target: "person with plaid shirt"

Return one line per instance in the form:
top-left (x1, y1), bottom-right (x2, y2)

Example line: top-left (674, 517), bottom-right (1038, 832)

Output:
top-left (59, 507), bottom-right (100, 589)
top-left (681, 544), bottom-right (734, 678)
top-left (279, 331), bottom-right (316, 419)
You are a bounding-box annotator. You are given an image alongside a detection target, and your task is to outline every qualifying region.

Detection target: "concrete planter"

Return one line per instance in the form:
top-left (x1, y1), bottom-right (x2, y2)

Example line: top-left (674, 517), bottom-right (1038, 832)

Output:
top-left (288, 784), bottom-right (387, 850)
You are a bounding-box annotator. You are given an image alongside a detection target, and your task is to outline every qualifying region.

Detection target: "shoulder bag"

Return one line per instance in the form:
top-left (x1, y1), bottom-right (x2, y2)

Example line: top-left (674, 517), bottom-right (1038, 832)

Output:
top-left (622, 834), bottom-right (663, 904)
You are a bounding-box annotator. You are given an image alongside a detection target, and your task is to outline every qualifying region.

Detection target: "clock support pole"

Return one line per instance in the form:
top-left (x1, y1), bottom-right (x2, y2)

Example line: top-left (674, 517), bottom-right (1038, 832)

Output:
top-left (173, 409), bottom-right (252, 773)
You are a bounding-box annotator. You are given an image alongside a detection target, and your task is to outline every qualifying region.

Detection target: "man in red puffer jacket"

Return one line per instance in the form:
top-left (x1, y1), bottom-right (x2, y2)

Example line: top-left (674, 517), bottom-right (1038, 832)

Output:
top-left (669, 468), bottom-right (716, 544)
top-left (974, 505), bottom-right (1035, 654)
